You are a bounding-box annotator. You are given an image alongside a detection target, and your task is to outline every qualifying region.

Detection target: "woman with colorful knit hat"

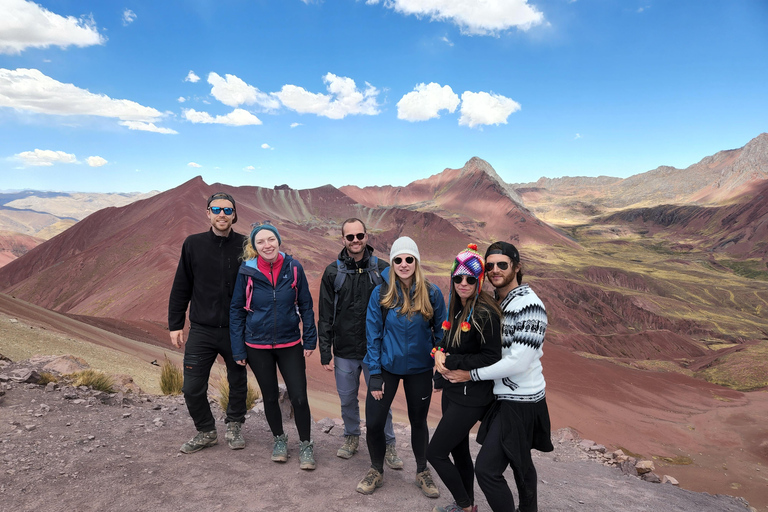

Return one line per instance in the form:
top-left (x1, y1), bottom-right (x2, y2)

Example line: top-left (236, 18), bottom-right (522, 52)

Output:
top-left (356, 236), bottom-right (447, 498)
top-left (427, 244), bottom-right (503, 512)
top-left (229, 222), bottom-right (318, 470)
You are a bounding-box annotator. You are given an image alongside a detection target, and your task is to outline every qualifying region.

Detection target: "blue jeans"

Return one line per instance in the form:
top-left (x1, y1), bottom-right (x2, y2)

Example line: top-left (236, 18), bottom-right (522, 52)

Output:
top-left (334, 356), bottom-right (395, 444)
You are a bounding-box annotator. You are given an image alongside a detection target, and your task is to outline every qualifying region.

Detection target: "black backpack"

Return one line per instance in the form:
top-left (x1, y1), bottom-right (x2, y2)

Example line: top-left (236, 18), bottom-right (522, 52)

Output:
top-left (331, 255), bottom-right (383, 325)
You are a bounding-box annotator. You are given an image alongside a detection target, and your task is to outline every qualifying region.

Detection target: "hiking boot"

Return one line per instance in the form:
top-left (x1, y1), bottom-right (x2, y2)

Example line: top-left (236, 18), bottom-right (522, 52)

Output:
top-left (299, 439), bottom-right (316, 470)
top-left (384, 443), bottom-right (403, 469)
top-left (356, 467), bottom-right (383, 495)
top-left (225, 421), bottom-right (245, 450)
top-left (337, 435), bottom-right (359, 459)
top-left (271, 434), bottom-right (288, 462)
top-left (415, 469), bottom-right (440, 498)
top-left (179, 430), bottom-right (217, 454)
top-left (432, 503), bottom-right (471, 512)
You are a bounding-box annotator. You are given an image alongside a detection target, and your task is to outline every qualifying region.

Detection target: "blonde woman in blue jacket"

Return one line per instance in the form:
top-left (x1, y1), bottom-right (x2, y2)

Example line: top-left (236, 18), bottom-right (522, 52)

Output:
top-left (356, 236), bottom-right (447, 498)
top-left (230, 223), bottom-right (317, 470)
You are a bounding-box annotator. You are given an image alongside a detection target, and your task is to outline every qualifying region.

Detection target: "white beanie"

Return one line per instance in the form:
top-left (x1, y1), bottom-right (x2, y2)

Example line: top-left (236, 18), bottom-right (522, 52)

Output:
top-left (389, 236), bottom-right (420, 262)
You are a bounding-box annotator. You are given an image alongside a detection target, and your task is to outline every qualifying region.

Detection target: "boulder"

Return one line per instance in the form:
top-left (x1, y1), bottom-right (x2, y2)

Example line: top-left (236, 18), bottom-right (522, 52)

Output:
top-left (636, 460), bottom-right (655, 474)
top-left (662, 475), bottom-right (679, 486)
top-left (641, 472), bottom-right (661, 483)
top-left (113, 374), bottom-right (142, 394)
top-left (43, 355), bottom-right (89, 375)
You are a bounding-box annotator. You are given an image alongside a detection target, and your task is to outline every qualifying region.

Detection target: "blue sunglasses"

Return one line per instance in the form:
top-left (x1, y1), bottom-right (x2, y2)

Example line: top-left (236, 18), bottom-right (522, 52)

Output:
top-left (209, 206), bottom-right (234, 215)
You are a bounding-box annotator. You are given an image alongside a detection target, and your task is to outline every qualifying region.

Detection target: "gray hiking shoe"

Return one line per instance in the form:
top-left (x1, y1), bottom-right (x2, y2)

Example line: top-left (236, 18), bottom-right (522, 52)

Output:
top-left (180, 430), bottom-right (218, 454)
top-left (299, 439), bottom-right (316, 470)
top-left (384, 443), bottom-right (403, 469)
top-left (337, 434), bottom-right (359, 459)
top-left (225, 421), bottom-right (245, 450)
top-left (415, 469), bottom-right (440, 498)
top-left (356, 467), bottom-right (383, 495)
top-left (271, 433), bottom-right (288, 462)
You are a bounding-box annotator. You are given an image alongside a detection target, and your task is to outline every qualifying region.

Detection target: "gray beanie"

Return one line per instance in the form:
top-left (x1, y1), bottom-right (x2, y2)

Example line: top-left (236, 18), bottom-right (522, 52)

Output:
top-left (390, 236), bottom-right (420, 262)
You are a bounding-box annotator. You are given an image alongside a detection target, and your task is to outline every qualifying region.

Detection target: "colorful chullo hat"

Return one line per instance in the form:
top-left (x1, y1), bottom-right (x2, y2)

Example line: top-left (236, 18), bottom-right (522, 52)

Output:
top-left (444, 244), bottom-right (485, 333)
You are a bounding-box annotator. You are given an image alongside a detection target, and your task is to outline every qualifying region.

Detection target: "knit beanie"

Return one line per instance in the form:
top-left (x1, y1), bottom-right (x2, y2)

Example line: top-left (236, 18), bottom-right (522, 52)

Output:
top-left (250, 223), bottom-right (282, 248)
top-left (389, 236), bottom-right (420, 262)
top-left (207, 192), bottom-right (237, 224)
top-left (451, 243), bottom-right (485, 290)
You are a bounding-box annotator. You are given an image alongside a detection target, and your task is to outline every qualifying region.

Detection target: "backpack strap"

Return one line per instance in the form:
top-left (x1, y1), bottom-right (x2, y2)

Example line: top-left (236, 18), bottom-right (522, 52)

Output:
top-left (244, 276), bottom-right (254, 312)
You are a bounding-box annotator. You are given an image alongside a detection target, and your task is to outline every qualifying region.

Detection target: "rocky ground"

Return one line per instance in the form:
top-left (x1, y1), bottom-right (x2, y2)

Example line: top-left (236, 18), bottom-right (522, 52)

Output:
top-left (0, 355), bottom-right (755, 512)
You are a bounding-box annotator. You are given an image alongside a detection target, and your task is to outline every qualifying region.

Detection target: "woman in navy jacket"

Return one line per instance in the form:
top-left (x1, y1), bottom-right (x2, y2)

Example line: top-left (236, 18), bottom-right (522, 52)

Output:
top-left (356, 236), bottom-right (447, 498)
top-left (230, 223), bottom-right (317, 470)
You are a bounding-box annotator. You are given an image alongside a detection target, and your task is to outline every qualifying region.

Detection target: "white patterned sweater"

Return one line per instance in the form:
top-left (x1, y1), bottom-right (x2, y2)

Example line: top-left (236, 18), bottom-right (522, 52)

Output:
top-left (469, 284), bottom-right (547, 402)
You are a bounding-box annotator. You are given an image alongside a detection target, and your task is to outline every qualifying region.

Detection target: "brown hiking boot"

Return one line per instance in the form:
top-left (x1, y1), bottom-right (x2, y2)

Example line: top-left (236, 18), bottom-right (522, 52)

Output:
top-left (356, 467), bottom-right (383, 495)
top-left (337, 435), bottom-right (359, 459)
top-left (384, 443), bottom-right (403, 469)
top-left (415, 469), bottom-right (440, 498)
top-left (225, 421), bottom-right (245, 450)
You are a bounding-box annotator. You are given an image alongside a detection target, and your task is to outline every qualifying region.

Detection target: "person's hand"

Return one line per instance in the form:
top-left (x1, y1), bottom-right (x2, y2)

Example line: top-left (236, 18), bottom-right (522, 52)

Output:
top-left (236, 359), bottom-right (247, 366)
top-left (372, 387), bottom-right (384, 400)
top-left (434, 350), bottom-right (447, 373)
top-left (369, 374), bottom-right (384, 400)
top-left (169, 330), bottom-right (185, 348)
top-left (304, 349), bottom-right (314, 358)
top-left (322, 362), bottom-right (334, 371)
top-left (444, 369), bottom-right (471, 383)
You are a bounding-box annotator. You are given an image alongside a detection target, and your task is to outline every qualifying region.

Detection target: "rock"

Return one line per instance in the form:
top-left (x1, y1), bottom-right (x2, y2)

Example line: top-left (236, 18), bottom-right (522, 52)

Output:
top-left (589, 444), bottom-right (606, 453)
top-left (43, 355), bottom-right (89, 375)
top-left (641, 472), bottom-right (661, 483)
top-left (45, 382), bottom-right (57, 392)
top-left (557, 428), bottom-right (578, 443)
top-left (316, 418), bottom-right (336, 434)
top-left (278, 384), bottom-right (293, 420)
top-left (0, 374), bottom-right (9, 382)
top-left (662, 475), bottom-right (679, 485)
top-left (61, 386), bottom-right (79, 400)
top-left (579, 439), bottom-right (596, 451)
top-left (25, 425), bottom-right (36, 431)
top-left (636, 460), bottom-right (655, 474)
top-left (10, 369), bottom-right (41, 384)
top-left (122, 413), bottom-right (132, 418)
top-left (113, 374), bottom-right (142, 394)
top-left (619, 460), bottom-right (638, 477)
top-left (152, 418), bottom-right (164, 427)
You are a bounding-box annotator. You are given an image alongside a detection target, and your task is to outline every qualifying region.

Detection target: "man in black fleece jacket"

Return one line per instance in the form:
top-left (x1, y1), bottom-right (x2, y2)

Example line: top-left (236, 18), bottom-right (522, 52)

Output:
top-left (168, 192), bottom-right (248, 454)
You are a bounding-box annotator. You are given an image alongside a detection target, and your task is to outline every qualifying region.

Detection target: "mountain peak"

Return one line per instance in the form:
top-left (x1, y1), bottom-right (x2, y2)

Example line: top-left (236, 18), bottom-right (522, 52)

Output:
top-left (458, 157), bottom-right (523, 205)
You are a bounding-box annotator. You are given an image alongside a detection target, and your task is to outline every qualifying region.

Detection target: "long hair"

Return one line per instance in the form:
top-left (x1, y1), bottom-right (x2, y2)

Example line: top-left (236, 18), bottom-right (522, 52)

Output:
top-left (241, 237), bottom-right (258, 261)
top-left (446, 286), bottom-right (501, 348)
top-left (380, 260), bottom-right (434, 320)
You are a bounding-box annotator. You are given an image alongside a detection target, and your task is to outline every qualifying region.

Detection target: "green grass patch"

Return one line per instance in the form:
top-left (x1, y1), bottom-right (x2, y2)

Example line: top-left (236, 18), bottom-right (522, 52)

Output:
top-left (69, 369), bottom-right (115, 393)
top-left (159, 355), bottom-right (183, 395)
top-left (38, 372), bottom-right (58, 385)
top-left (655, 455), bottom-right (694, 465)
top-left (616, 446), bottom-right (644, 459)
top-left (716, 259), bottom-right (768, 281)
top-left (213, 370), bottom-right (261, 412)
top-left (696, 341), bottom-right (768, 391)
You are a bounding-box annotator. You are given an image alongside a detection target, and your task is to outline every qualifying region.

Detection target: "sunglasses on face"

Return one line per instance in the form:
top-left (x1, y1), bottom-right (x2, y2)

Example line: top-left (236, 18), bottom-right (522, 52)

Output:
top-left (344, 233), bottom-right (366, 241)
top-left (209, 206), bottom-right (234, 215)
top-left (452, 275), bottom-right (478, 285)
top-left (485, 261), bottom-right (510, 272)
top-left (393, 256), bottom-right (415, 265)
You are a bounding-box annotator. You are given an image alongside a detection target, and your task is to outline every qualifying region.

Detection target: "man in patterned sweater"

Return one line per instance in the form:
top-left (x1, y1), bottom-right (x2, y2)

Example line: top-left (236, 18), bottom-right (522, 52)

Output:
top-left (444, 241), bottom-right (553, 512)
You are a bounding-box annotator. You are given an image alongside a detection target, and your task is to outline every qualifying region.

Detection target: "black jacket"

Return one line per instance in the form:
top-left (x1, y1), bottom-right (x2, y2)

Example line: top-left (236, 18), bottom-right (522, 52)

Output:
top-left (168, 228), bottom-right (246, 330)
top-left (318, 246), bottom-right (389, 365)
top-left (437, 304), bottom-right (502, 407)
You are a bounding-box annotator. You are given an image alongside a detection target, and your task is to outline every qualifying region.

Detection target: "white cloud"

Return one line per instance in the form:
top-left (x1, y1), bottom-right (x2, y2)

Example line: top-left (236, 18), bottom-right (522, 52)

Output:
top-left (177, 96), bottom-right (186, 103)
top-left (0, 68), bottom-right (172, 130)
top-left (183, 108), bottom-right (262, 126)
top-left (244, 165), bottom-right (255, 171)
top-left (184, 71), bottom-right (200, 83)
top-left (188, 162), bottom-right (201, 168)
top-left (86, 155), bottom-right (107, 167)
top-left (441, 36), bottom-right (454, 46)
top-left (290, 122), bottom-right (302, 128)
top-left (122, 9), bottom-right (137, 26)
top-left (207, 72), bottom-right (281, 110)
top-left (458, 91), bottom-right (521, 128)
top-left (261, 143), bottom-right (272, 150)
top-left (365, 0), bottom-right (544, 35)
top-left (397, 82), bottom-right (460, 122)
top-left (0, 0), bottom-right (105, 54)
top-left (275, 73), bottom-right (380, 119)
top-left (118, 120), bottom-right (178, 134)
top-left (15, 149), bottom-right (77, 167)
top-left (574, 133), bottom-right (581, 140)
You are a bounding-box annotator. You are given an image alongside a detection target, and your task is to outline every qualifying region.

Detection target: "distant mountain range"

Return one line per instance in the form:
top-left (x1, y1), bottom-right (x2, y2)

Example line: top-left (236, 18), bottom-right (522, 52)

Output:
top-left (0, 134), bottom-right (766, 392)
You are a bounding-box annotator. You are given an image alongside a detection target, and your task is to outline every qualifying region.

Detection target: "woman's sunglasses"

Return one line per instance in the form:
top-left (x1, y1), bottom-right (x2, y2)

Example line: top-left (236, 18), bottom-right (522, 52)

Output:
top-left (344, 233), bottom-right (366, 241)
top-left (452, 275), bottom-right (478, 285)
top-left (393, 256), bottom-right (415, 265)
top-left (209, 206), bottom-right (234, 215)
top-left (485, 262), bottom-right (510, 271)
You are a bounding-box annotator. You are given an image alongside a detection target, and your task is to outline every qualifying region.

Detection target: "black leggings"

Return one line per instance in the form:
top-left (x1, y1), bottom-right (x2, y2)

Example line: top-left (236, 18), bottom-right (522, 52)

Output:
top-left (245, 343), bottom-right (312, 442)
top-left (427, 393), bottom-right (488, 508)
top-left (365, 369), bottom-right (433, 474)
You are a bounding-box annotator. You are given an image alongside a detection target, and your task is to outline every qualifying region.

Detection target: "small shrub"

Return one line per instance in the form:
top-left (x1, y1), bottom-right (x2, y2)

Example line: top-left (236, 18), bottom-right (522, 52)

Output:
top-left (214, 370), bottom-right (260, 412)
top-left (159, 356), bottom-right (183, 395)
top-left (38, 372), bottom-right (58, 385)
top-left (70, 369), bottom-right (115, 393)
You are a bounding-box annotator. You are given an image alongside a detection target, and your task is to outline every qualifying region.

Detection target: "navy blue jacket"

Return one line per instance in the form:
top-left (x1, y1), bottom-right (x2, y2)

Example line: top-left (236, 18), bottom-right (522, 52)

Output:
top-left (230, 253), bottom-right (317, 361)
top-left (364, 271), bottom-right (447, 376)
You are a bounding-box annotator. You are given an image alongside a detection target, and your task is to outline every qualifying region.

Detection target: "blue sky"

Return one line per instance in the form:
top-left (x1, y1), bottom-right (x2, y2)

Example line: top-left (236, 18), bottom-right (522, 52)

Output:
top-left (1, 0), bottom-right (766, 193)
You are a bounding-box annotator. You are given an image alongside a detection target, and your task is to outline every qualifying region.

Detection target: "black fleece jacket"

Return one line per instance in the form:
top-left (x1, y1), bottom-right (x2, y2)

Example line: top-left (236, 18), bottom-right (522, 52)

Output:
top-left (168, 228), bottom-right (246, 331)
